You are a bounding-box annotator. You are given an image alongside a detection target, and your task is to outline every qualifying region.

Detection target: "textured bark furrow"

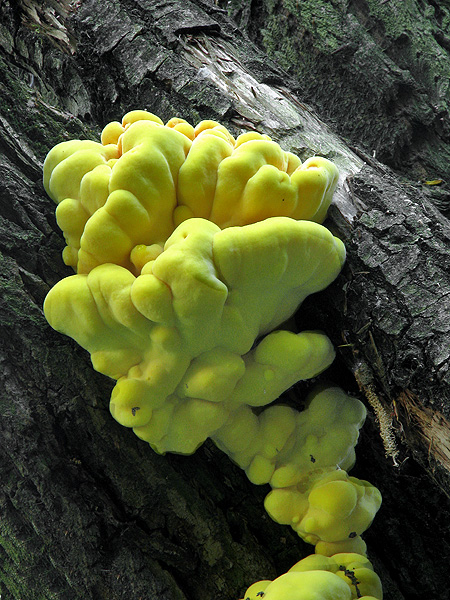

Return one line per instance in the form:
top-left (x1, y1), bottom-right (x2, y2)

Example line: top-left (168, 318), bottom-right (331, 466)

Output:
top-left (325, 168), bottom-right (450, 387)
top-left (321, 166), bottom-right (450, 497)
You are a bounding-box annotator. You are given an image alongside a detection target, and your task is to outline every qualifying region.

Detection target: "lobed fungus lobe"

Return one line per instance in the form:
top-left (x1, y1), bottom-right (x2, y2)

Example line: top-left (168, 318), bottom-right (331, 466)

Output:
top-left (43, 110), bottom-right (346, 460)
top-left (241, 552), bottom-right (383, 599)
top-left (43, 215), bottom-right (346, 454)
top-left (43, 110), bottom-right (340, 275)
top-left (43, 111), bottom-right (381, 564)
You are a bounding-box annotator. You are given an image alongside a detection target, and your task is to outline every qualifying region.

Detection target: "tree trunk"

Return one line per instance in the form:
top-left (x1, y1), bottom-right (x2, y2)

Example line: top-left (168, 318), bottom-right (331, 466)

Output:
top-left (1, 1), bottom-right (449, 599)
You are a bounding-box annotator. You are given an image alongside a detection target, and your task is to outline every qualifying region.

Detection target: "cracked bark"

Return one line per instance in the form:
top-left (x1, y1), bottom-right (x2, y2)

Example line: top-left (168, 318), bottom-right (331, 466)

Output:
top-left (1, 1), bottom-right (449, 599)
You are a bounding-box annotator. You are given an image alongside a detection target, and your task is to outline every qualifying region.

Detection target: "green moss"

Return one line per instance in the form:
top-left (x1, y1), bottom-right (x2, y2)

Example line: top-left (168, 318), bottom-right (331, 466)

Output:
top-left (365, 0), bottom-right (450, 91)
top-left (260, 0), bottom-right (344, 72)
top-left (283, 0), bottom-right (343, 50)
top-left (0, 507), bottom-right (64, 600)
top-left (0, 525), bottom-right (29, 566)
top-left (0, 52), bottom-right (96, 163)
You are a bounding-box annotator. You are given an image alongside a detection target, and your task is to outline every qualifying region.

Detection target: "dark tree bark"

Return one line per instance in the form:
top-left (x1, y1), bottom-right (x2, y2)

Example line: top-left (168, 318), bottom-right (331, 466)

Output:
top-left (1, 1), bottom-right (449, 599)
top-left (225, 0), bottom-right (450, 214)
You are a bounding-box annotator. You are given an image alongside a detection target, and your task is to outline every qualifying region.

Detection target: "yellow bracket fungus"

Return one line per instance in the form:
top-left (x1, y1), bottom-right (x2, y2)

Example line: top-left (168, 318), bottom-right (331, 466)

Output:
top-left (241, 552), bottom-right (383, 599)
top-left (44, 216), bottom-right (346, 454)
top-left (43, 111), bottom-right (382, 595)
top-left (43, 110), bottom-right (339, 275)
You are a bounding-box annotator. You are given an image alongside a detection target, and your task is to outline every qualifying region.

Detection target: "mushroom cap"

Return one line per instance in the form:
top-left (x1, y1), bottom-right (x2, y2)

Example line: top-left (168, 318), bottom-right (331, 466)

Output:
top-left (264, 469), bottom-right (382, 548)
top-left (243, 570), bottom-right (352, 600)
top-left (241, 552), bottom-right (383, 600)
top-left (44, 216), bottom-right (345, 455)
top-left (43, 111), bottom-right (339, 275)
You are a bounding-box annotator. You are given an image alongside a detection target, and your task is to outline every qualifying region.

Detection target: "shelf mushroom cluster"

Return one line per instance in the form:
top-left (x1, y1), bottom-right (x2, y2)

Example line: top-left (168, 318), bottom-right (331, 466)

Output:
top-left (242, 553), bottom-right (382, 600)
top-left (43, 111), bottom-right (382, 599)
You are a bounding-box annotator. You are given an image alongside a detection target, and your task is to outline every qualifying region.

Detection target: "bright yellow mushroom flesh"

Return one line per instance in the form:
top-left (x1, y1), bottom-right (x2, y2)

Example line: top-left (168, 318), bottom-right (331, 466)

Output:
top-left (44, 216), bottom-right (346, 453)
top-left (240, 552), bottom-right (383, 599)
top-left (43, 110), bottom-right (339, 275)
top-left (43, 111), bottom-right (382, 595)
